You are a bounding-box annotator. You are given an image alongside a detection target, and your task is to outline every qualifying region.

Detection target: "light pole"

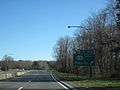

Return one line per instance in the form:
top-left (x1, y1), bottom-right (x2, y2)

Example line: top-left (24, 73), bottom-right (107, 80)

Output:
top-left (68, 26), bottom-right (92, 49)
top-left (68, 25), bottom-right (93, 79)
top-left (68, 26), bottom-right (90, 33)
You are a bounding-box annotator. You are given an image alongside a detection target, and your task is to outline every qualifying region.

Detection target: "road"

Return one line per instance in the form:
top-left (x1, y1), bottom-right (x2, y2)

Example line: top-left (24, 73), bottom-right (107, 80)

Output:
top-left (0, 70), bottom-right (70, 90)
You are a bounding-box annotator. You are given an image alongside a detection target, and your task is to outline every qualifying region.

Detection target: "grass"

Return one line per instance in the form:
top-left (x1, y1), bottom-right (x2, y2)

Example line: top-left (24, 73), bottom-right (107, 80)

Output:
top-left (54, 71), bottom-right (88, 79)
top-left (53, 71), bottom-right (120, 88)
top-left (73, 80), bottom-right (120, 87)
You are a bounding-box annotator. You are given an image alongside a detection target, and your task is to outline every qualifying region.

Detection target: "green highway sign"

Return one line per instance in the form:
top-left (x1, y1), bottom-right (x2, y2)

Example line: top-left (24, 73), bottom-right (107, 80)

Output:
top-left (73, 50), bottom-right (95, 66)
top-left (80, 50), bottom-right (95, 55)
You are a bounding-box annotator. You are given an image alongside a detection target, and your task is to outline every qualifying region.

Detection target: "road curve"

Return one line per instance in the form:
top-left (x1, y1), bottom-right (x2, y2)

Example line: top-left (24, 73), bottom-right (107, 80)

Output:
top-left (0, 70), bottom-right (69, 90)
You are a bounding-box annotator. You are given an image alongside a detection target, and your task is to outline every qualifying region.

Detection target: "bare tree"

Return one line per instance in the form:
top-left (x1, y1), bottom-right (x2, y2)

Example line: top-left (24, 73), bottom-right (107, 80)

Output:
top-left (53, 0), bottom-right (120, 77)
top-left (1, 55), bottom-right (14, 71)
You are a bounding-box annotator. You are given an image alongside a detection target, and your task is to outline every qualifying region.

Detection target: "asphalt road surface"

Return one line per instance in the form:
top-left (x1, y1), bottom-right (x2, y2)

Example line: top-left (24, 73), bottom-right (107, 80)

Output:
top-left (0, 70), bottom-right (70, 90)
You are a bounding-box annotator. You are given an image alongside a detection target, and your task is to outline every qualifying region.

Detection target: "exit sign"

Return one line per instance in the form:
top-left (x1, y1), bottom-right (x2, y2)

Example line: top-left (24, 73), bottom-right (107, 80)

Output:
top-left (73, 50), bottom-right (95, 66)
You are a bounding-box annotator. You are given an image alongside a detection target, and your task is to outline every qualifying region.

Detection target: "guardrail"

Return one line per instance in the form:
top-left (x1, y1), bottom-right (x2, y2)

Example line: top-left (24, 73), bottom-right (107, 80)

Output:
top-left (0, 70), bottom-right (30, 80)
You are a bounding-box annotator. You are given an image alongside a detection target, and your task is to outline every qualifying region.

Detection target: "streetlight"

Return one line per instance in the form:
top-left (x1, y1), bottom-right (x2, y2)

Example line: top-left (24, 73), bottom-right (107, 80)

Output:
top-left (68, 25), bottom-right (93, 79)
top-left (68, 26), bottom-right (90, 33)
top-left (68, 25), bottom-right (92, 48)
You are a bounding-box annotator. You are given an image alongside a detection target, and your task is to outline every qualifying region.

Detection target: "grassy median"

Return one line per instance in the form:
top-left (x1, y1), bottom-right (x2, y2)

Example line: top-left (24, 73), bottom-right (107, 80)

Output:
top-left (53, 71), bottom-right (120, 88)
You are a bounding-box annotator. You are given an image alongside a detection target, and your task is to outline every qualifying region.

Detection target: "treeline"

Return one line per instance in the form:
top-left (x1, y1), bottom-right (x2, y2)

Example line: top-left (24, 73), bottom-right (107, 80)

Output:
top-left (0, 55), bottom-right (49, 71)
top-left (32, 61), bottom-right (49, 70)
top-left (0, 55), bottom-right (33, 71)
top-left (53, 0), bottom-right (120, 77)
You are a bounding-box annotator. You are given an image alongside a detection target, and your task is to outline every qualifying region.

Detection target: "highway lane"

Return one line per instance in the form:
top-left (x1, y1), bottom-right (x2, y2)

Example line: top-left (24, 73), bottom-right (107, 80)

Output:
top-left (0, 70), bottom-right (69, 90)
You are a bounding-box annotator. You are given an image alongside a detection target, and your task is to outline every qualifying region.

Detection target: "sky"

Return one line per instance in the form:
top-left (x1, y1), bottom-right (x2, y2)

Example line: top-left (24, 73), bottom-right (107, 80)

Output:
top-left (0, 0), bottom-right (107, 61)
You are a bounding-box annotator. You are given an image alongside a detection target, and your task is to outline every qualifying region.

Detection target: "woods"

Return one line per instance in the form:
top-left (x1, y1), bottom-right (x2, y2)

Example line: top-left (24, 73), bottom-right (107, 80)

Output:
top-left (53, 0), bottom-right (120, 77)
top-left (0, 55), bottom-right (49, 71)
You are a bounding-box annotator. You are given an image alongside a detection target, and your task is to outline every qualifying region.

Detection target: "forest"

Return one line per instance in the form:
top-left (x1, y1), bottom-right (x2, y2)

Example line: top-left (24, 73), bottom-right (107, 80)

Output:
top-left (52, 0), bottom-right (120, 78)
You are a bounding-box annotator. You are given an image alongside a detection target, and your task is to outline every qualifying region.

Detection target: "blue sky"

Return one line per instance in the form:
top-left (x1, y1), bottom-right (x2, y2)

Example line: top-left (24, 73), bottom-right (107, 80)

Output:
top-left (0, 0), bottom-right (107, 60)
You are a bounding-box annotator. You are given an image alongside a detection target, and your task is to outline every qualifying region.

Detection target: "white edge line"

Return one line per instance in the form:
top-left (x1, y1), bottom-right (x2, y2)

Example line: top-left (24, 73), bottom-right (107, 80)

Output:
top-left (18, 87), bottom-right (23, 90)
top-left (53, 74), bottom-right (73, 88)
top-left (61, 81), bottom-right (73, 88)
top-left (51, 74), bottom-right (69, 90)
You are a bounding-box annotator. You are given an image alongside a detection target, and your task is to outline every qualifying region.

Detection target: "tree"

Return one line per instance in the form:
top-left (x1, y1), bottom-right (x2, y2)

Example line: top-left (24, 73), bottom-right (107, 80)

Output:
top-left (53, 36), bottom-right (73, 72)
top-left (1, 55), bottom-right (14, 71)
top-left (32, 61), bottom-right (40, 70)
top-left (53, 0), bottom-right (120, 77)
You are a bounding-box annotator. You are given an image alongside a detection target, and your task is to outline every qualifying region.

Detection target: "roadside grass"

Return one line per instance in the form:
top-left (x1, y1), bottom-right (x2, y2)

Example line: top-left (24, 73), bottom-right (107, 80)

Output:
top-left (54, 71), bottom-right (88, 79)
top-left (73, 79), bottom-right (120, 87)
top-left (53, 71), bottom-right (120, 87)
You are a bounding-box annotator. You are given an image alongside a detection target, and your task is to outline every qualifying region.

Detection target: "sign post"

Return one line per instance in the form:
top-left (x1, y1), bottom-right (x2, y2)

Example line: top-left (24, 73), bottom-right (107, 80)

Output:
top-left (73, 50), bottom-right (95, 78)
